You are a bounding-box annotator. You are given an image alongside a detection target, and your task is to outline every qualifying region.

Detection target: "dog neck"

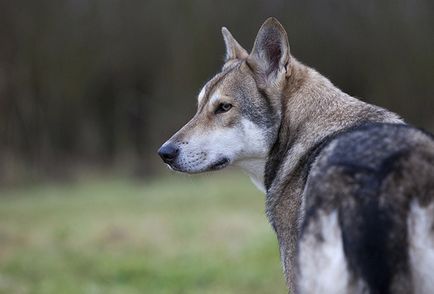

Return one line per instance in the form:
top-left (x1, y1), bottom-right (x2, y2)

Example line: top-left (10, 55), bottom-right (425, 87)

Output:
top-left (236, 158), bottom-right (267, 193)
top-left (265, 59), bottom-right (403, 194)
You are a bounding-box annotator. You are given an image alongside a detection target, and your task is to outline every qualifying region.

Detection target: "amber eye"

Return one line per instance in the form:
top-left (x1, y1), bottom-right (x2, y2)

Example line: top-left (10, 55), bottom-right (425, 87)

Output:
top-left (215, 103), bottom-right (233, 114)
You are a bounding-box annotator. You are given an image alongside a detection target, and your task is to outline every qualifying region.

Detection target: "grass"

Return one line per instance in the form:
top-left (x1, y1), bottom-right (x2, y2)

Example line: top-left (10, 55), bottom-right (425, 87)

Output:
top-left (0, 171), bottom-right (287, 294)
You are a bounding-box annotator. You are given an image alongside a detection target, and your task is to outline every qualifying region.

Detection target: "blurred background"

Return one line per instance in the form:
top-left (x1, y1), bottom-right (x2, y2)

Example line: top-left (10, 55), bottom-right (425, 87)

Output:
top-left (0, 0), bottom-right (433, 293)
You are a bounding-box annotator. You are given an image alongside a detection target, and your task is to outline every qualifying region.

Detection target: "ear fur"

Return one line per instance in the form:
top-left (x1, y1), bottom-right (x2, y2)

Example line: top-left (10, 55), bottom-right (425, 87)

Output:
top-left (247, 17), bottom-right (291, 85)
top-left (221, 27), bottom-right (248, 62)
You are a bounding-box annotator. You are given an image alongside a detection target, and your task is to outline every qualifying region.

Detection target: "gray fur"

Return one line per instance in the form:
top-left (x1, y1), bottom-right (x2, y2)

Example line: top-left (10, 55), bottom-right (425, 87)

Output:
top-left (299, 123), bottom-right (434, 293)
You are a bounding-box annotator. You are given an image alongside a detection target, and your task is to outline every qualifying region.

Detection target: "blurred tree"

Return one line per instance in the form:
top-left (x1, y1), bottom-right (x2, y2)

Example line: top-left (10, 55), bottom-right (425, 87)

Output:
top-left (0, 0), bottom-right (433, 183)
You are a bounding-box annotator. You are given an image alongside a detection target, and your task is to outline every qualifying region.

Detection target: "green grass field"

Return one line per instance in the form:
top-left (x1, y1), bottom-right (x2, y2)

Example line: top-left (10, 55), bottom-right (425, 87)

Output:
top-left (0, 172), bottom-right (287, 294)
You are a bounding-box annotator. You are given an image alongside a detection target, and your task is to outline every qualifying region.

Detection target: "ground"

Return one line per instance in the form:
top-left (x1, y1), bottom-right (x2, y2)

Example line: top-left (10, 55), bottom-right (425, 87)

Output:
top-left (0, 171), bottom-right (286, 294)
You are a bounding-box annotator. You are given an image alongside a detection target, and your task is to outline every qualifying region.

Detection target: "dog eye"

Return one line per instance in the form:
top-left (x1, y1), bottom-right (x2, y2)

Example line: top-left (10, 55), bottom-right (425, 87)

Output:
top-left (215, 103), bottom-right (233, 114)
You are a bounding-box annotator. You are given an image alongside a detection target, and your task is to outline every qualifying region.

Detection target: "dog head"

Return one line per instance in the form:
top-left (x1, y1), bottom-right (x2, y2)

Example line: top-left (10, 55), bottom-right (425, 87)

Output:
top-left (158, 17), bottom-right (291, 174)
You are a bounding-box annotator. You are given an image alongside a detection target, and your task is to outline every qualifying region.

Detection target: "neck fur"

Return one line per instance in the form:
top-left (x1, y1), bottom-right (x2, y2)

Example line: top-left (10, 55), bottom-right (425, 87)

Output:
top-left (264, 58), bottom-right (403, 193)
top-left (236, 158), bottom-right (267, 193)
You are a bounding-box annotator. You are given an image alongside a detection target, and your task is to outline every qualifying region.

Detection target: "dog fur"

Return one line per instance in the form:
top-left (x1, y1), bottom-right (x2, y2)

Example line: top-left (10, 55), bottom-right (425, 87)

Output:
top-left (158, 17), bottom-right (434, 293)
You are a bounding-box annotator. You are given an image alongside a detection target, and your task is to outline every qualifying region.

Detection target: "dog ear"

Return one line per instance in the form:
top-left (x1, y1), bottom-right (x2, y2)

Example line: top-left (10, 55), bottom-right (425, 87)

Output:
top-left (221, 27), bottom-right (248, 62)
top-left (248, 17), bottom-right (290, 85)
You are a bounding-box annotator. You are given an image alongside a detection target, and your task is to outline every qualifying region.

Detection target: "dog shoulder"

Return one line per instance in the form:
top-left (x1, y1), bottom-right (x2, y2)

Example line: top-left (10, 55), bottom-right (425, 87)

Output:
top-left (298, 123), bottom-right (434, 294)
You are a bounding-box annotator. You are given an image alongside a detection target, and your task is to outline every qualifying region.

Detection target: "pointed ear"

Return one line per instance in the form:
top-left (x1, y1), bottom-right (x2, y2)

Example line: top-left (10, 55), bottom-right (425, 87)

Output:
top-left (222, 27), bottom-right (248, 62)
top-left (247, 17), bottom-right (290, 85)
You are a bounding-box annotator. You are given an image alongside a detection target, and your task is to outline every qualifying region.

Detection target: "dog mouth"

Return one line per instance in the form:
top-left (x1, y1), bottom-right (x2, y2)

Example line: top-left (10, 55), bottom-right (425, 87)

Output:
top-left (167, 157), bottom-right (230, 173)
top-left (209, 157), bottom-right (230, 170)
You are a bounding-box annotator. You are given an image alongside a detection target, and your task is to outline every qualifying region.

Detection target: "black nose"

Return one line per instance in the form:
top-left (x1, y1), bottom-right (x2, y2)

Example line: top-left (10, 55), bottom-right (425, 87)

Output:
top-left (158, 143), bottom-right (179, 163)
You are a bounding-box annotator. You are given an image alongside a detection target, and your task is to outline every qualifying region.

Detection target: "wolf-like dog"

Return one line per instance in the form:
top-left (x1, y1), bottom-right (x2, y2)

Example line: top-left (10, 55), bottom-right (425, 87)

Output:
top-left (158, 17), bottom-right (434, 293)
